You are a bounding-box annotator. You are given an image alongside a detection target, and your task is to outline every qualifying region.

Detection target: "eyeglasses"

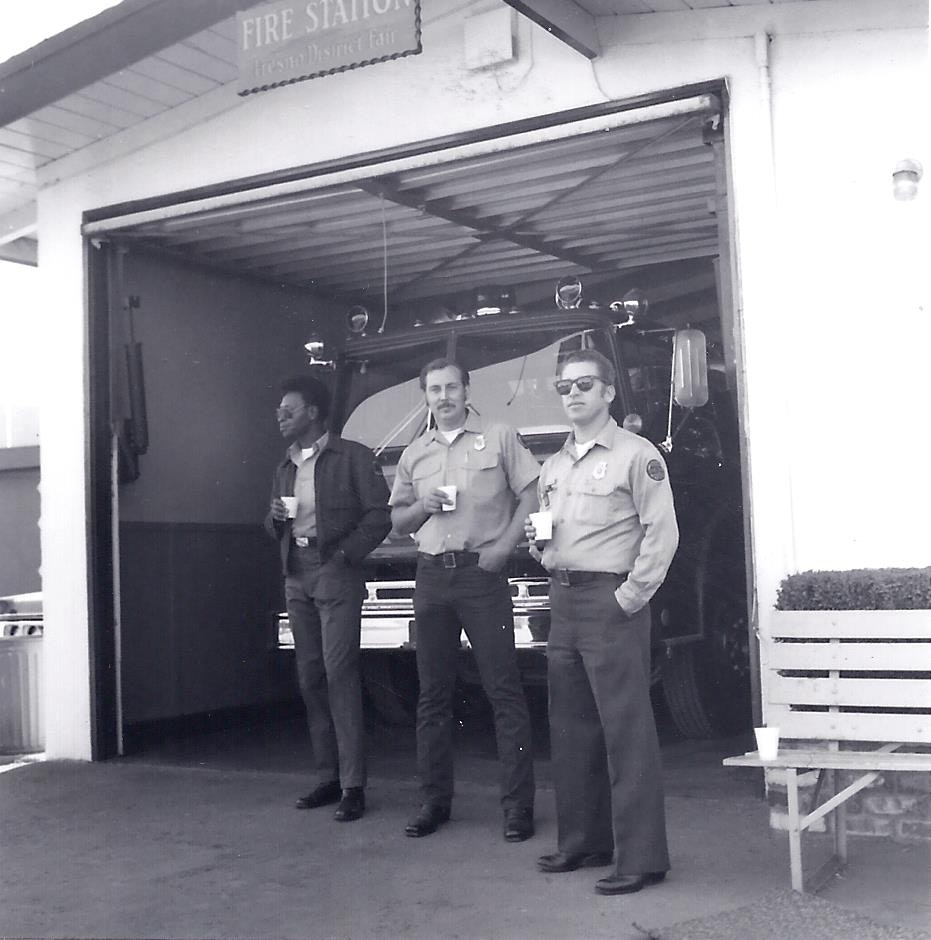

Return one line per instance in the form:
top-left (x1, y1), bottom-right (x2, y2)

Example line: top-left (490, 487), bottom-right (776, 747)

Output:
top-left (276, 405), bottom-right (305, 419)
top-left (554, 374), bottom-right (603, 396)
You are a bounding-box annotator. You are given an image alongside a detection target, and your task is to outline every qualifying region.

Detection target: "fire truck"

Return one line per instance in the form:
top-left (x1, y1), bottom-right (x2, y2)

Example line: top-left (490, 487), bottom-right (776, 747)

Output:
top-left (280, 277), bottom-right (750, 738)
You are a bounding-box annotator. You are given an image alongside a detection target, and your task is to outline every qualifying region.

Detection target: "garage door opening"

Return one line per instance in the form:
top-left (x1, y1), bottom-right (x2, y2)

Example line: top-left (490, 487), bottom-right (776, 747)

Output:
top-left (85, 86), bottom-right (755, 764)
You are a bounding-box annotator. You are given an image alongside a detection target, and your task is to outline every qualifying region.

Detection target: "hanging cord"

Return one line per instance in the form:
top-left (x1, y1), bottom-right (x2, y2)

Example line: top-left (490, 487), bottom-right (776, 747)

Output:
top-left (505, 355), bottom-right (528, 406)
top-left (661, 332), bottom-right (676, 454)
top-left (378, 196), bottom-right (389, 333)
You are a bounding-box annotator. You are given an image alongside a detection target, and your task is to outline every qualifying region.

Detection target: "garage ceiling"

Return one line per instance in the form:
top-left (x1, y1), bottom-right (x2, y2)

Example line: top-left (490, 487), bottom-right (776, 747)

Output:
top-left (111, 103), bottom-right (724, 315)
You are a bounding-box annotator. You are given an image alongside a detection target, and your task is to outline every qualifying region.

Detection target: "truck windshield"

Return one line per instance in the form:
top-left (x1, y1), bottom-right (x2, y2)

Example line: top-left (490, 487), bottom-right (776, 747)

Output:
top-left (342, 325), bottom-right (615, 453)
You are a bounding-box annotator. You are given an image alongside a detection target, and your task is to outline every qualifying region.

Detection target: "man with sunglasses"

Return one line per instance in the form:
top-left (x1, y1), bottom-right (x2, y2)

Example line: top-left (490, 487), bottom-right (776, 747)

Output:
top-left (390, 358), bottom-right (539, 842)
top-left (526, 349), bottom-right (679, 896)
top-left (266, 374), bottom-right (391, 823)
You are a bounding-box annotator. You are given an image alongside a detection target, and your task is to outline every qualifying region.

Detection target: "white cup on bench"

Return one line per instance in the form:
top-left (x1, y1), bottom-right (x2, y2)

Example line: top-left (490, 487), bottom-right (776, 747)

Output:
top-left (754, 726), bottom-right (780, 761)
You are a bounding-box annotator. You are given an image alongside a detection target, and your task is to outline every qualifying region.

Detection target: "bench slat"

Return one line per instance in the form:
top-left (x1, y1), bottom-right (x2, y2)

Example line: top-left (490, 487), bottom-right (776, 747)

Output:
top-left (768, 675), bottom-right (931, 707)
top-left (768, 610), bottom-right (931, 639)
top-left (765, 642), bottom-right (931, 672)
top-left (766, 708), bottom-right (931, 742)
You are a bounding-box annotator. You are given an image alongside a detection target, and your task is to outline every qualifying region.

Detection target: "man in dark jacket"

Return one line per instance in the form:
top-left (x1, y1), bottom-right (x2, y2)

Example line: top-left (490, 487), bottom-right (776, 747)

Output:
top-left (265, 374), bottom-right (391, 822)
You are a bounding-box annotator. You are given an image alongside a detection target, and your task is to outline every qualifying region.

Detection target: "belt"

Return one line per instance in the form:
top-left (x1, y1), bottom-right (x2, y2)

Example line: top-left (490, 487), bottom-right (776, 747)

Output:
top-left (418, 551), bottom-right (480, 569)
top-left (551, 569), bottom-right (623, 587)
top-left (292, 537), bottom-right (318, 549)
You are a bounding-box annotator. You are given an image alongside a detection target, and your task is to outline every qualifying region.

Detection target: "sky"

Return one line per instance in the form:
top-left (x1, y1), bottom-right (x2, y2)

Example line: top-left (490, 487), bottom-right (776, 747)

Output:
top-left (0, 1), bottom-right (120, 445)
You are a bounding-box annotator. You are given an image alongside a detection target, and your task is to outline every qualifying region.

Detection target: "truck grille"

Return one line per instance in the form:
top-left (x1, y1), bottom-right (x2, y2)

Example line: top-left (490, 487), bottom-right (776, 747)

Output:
top-left (277, 578), bottom-right (551, 650)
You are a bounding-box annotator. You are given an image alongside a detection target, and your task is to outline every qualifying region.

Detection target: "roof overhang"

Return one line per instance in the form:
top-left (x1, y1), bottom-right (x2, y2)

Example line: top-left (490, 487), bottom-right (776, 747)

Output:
top-left (0, 0), bottom-right (258, 127)
top-left (501, 1), bottom-right (599, 58)
top-left (0, 237), bottom-right (36, 266)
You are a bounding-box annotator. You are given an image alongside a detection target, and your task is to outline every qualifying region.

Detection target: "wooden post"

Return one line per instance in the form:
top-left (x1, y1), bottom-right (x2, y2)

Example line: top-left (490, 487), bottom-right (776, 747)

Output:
top-left (833, 769), bottom-right (848, 864)
top-left (786, 768), bottom-right (804, 892)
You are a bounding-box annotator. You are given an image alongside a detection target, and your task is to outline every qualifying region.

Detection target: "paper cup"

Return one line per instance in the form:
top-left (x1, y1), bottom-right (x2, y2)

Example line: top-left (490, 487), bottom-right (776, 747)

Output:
top-left (281, 496), bottom-right (298, 519)
top-left (754, 726), bottom-right (780, 761)
top-left (528, 510), bottom-right (553, 541)
top-left (438, 484), bottom-right (457, 511)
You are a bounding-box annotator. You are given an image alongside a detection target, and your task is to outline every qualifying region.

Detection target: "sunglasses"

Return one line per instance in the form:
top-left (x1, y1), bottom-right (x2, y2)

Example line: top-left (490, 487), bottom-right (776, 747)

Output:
top-left (554, 374), bottom-right (604, 396)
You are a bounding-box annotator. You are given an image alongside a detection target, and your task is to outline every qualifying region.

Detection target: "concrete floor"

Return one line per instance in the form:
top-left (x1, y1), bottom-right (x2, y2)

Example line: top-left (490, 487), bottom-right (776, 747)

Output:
top-left (1, 712), bottom-right (929, 939)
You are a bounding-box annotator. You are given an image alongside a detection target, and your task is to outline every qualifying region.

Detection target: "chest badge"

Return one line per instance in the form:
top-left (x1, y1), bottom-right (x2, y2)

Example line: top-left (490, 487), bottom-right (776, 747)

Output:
top-left (474, 435), bottom-right (486, 451)
top-left (593, 461), bottom-right (607, 480)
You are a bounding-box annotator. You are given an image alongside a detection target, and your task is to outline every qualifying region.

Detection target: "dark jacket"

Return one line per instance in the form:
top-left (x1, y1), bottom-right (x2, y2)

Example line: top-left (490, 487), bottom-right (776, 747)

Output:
top-left (264, 435), bottom-right (391, 575)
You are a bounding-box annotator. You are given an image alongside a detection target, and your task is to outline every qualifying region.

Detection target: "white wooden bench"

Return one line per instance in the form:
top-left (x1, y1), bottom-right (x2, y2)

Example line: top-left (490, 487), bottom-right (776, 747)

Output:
top-left (724, 609), bottom-right (931, 892)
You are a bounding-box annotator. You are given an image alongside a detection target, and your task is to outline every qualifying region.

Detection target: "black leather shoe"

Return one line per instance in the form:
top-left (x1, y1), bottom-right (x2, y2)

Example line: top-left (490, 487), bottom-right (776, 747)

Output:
top-left (537, 851), bottom-right (614, 873)
top-left (333, 787), bottom-right (365, 822)
top-left (594, 870), bottom-right (666, 896)
top-left (503, 807), bottom-right (535, 842)
top-left (295, 780), bottom-right (341, 810)
top-left (405, 803), bottom-right (451, 837)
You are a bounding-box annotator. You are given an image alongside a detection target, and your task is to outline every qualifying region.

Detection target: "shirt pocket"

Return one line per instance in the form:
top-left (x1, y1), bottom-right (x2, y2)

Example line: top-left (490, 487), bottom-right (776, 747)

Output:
top-left (411, 457), bottom-right (444, 500)
top-left (575, 478), bottom-right (619, 525)
top-left (463, 449), bottom-right (504, 502)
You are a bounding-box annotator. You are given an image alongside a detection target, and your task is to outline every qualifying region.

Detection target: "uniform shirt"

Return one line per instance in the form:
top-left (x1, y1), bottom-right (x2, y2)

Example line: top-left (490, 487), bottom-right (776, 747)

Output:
top-left (390, 412), bottom-right (540, 554)
top-left (288, 432), bottom-right (329, 539)
top-left (538, 418), bottom-right (679, 615)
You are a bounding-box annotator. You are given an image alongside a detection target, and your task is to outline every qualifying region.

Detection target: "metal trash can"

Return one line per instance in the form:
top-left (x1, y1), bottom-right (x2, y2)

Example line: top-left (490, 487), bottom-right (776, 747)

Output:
top-left (0, 619), bottom-right (44, 753)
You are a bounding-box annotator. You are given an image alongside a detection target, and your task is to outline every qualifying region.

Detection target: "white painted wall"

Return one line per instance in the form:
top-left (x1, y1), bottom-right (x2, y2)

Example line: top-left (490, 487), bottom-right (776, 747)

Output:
top-left (36, 194), bottom-right (92, 758)
top-left (36, 0), bottom-right (928, 756)
top-left (117, 253), bottom-right (326, 524)
top-left (769, 26), bottom-right (930, 575)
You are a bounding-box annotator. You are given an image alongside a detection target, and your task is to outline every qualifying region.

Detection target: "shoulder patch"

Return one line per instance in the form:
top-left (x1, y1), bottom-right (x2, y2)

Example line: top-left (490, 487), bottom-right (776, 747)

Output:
top-left (646, 458), bottom-right (666, 482)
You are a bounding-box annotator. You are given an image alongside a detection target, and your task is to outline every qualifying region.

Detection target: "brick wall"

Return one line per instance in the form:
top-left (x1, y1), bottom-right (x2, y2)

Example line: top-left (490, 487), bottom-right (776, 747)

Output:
top-left (766, 767), bottom-right (931, 843)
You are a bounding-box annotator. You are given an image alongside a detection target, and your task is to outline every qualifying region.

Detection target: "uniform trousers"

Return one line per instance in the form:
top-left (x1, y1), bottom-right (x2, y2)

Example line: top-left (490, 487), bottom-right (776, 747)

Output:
top-left (413, 561), bottom-right (535, 812)
top-left (285, 545), bottom-right (367, 789)
top-left (548, 577), bottom-right (669, 874)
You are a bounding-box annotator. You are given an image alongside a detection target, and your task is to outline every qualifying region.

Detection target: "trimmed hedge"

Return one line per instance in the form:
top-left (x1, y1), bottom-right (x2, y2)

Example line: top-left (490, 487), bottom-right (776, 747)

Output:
top-left (775, 568), bottom-right (931, 610)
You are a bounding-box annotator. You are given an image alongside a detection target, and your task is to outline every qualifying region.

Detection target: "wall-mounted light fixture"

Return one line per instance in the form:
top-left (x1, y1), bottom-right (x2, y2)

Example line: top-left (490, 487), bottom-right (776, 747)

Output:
top-left (892, 159), bottom-right (923, 201)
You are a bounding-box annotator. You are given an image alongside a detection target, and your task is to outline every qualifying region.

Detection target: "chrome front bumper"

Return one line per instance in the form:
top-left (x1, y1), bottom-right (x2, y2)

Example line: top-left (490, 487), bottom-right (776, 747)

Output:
top-left (277, 577), bottom-right (551, 650)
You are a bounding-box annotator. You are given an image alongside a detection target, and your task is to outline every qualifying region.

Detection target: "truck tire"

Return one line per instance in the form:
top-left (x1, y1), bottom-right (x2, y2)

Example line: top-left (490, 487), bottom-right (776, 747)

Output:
top-left (661, 646), bottom-right (717, 738)
top-left (662, 506), bottom-right (752, 738)
top-left (661, 605), bottom-right (751, 739)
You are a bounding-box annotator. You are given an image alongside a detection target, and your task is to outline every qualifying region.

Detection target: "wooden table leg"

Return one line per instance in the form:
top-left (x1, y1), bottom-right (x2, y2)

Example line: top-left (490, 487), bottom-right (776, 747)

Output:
top-left (833, 768), bottom-right (848, 866)
top-left (786, 767), bottom-right (804, 892)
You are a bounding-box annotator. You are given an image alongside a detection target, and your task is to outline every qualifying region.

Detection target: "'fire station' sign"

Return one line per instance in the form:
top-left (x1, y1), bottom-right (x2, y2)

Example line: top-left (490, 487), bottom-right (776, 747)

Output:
top-left (237, 0), bottom-right (422, 95)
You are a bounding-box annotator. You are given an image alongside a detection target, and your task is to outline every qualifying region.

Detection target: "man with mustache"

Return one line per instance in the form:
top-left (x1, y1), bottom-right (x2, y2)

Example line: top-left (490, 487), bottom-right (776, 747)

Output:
top-left (390, 358), bottom-right (539, 841)
top-left (266, 374), bottom-right (391, 823)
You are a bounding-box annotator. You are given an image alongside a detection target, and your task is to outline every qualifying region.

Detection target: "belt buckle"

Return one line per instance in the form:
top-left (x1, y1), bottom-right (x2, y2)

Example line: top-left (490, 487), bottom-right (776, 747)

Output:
top-left (295, 536), bottom-right (310, 548)
top-left (557, 568), bottom-right (571, 587)
top-left (442, 551), bottom-right (457, 569)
